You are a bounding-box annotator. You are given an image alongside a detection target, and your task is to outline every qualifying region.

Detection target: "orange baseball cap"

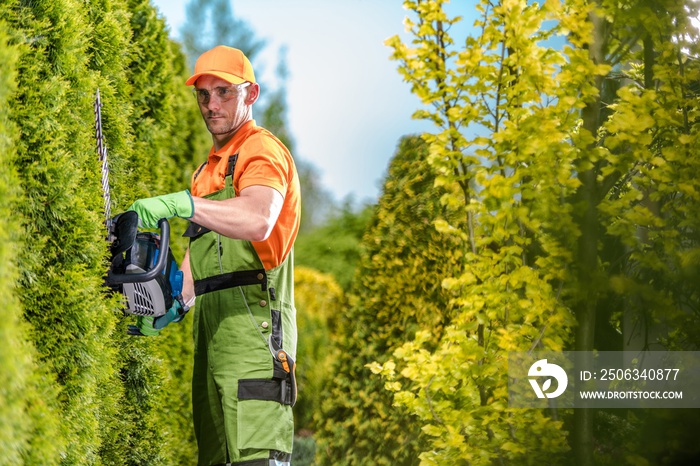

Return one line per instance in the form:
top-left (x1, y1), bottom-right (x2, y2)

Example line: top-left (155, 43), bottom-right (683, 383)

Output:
top-left (185, 45), bottom-right (256, 86)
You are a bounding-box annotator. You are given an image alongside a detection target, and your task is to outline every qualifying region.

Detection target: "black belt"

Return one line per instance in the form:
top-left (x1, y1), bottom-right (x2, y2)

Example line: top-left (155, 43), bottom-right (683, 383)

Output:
top-left (194, 269), bottom-right (267, 296)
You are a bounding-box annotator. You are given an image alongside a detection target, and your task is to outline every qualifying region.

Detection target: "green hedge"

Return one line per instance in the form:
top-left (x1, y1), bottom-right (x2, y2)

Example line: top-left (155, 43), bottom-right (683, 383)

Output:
top-left (0, 1), bottom-right (208, 464)
top-left (0, 14), bottom-right (41, 466)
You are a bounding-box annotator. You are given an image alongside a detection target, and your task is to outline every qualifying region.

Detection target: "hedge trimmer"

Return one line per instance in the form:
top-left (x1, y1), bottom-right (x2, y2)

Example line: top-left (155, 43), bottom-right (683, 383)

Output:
top-left (95, 89), bottom-right (188, 326)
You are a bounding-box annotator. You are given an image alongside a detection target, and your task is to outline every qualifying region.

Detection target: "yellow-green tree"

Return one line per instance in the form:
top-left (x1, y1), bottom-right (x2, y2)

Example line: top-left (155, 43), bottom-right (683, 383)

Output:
top-left (380, 1), bottom-right (579, 463)
top-left (315, 136), bottom-right (464, 465)
top-left (381, 0), bottom-right (700, 465)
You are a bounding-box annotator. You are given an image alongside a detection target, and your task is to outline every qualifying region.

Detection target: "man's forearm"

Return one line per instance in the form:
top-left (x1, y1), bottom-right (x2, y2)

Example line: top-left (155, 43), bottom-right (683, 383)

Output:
top-left (189, 185), bottom-right (284, 241)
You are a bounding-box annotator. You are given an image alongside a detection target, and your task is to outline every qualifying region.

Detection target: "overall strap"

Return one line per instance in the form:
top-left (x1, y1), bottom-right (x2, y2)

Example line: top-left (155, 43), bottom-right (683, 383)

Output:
top-left (224, 153), bottom-right (237, 189)
top-left (183, 153), bottom-right (239, 239)
top-left (193, 160), bottom-right (207, 181)
top-left (226, 153), bottom-right (238, 177)
top-left (193, 152), bottom-right (237, 182)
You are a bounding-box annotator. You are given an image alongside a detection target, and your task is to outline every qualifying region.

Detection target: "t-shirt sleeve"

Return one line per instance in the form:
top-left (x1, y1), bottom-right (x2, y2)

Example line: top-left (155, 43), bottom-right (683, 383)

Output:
top-left (235, 134), bottom-right (290, 196)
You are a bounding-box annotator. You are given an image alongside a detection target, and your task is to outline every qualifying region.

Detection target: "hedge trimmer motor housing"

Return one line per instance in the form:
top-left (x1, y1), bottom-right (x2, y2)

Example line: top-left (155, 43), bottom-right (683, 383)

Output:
top-left (105, 211), bottom-right (184, 317)
top-left (95, 88), bottom-right (186, 319)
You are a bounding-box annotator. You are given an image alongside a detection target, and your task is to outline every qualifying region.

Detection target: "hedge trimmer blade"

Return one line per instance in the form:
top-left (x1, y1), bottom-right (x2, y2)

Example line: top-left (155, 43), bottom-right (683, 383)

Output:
top-left (95, 88), bottom-right (188, 323)
top-left (94, 88), bottom-right (113, 238)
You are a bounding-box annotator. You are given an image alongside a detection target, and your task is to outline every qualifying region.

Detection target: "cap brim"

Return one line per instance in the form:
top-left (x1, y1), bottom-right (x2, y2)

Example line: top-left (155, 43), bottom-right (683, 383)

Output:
top-left (185, 71), bottom-right (247, 86)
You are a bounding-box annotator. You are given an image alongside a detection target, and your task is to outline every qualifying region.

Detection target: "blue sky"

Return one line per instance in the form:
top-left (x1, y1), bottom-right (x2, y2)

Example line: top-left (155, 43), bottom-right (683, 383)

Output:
top-left (150, 0), bottom-right (449, 204)
top-left (150, 2), bottom-right (700, 204)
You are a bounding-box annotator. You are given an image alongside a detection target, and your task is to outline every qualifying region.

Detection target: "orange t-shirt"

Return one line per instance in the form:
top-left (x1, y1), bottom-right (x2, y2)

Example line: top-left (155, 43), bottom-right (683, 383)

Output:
top-left (190, 120), bottom-right (301, 270)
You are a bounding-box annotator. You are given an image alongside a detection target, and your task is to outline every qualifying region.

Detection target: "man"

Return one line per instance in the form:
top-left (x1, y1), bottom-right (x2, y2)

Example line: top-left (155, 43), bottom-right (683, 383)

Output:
top-left (129, 45), bottom-right (301, 466)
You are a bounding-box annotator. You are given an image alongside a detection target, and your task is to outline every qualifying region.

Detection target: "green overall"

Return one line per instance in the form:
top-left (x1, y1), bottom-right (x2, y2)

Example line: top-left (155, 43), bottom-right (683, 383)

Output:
top-left (188, 155), bottom-right (297, 466)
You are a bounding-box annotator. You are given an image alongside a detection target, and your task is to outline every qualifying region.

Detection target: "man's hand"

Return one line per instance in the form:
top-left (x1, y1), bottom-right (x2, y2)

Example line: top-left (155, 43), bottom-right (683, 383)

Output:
top-left (128, 190), bottom-right (194, 228)
top-left (127, 299), bottom-right (188, 336)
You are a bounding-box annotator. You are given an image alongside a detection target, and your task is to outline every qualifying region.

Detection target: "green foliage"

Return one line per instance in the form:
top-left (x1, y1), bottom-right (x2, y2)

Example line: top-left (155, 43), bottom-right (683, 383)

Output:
top-left (0, 0), bottom-right (203, 463)
top-left (292, 434), bottom-right (318, 466)
top-left (382, 2), bottom-right (582, 463)
top-left (376, 0), bottom-right (700, 464)
top-left (295, 203), bottom-right (372, 291)
top-left (595, 0), bottom-right (700, 352)
top-left (0, 15), bottom-right (43, 465)
top-left (314, 136), bottom-right (463, 465)
top-left (293, 266), bottom-right (344, 432)
top-left (5, 1), bottom-right (123, 463)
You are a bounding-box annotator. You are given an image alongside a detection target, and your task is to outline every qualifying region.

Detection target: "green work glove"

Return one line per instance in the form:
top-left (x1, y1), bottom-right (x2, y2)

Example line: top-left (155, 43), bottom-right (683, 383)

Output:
top-left (128, 314), bottom-right (161, 337)
top-left (127, 299), bottom-right (188, 336)
top-left (153, 299), bottom-right (187, 330)
top-left (128, 190), bottom-right (194, 229)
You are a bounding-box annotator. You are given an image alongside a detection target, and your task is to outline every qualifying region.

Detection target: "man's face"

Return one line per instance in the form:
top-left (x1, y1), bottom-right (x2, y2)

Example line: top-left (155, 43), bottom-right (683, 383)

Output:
top-left (194, 75), bottom-right (253, 144)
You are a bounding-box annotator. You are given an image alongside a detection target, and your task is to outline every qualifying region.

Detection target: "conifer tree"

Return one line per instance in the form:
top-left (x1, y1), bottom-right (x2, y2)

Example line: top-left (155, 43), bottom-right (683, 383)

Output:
top-left (3, 1), bottom-right (126, 462)
top-left (0, 0), bottom-right (204, 463)
top-left (107, 1), bottom-right (200, 463)
top-left (0, 15), bottom-right (39, 466)
top-left (315, 136), bottom-right (463, 465)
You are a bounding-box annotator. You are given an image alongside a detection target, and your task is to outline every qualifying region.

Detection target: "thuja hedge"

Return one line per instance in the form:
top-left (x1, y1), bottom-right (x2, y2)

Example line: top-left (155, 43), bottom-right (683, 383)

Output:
top-left (0, 0), bottom-right (208, 464)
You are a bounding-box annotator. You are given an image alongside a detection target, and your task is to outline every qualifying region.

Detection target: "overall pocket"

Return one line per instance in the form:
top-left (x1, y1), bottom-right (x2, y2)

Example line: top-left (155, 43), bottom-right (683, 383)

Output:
top-left (236, 380), bottom-right (294, 453)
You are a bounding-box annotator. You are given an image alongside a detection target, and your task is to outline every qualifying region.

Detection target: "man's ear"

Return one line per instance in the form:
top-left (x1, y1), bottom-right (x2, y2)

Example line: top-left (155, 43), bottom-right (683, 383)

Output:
top-left (246, 83), bottom-right (260, 105)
